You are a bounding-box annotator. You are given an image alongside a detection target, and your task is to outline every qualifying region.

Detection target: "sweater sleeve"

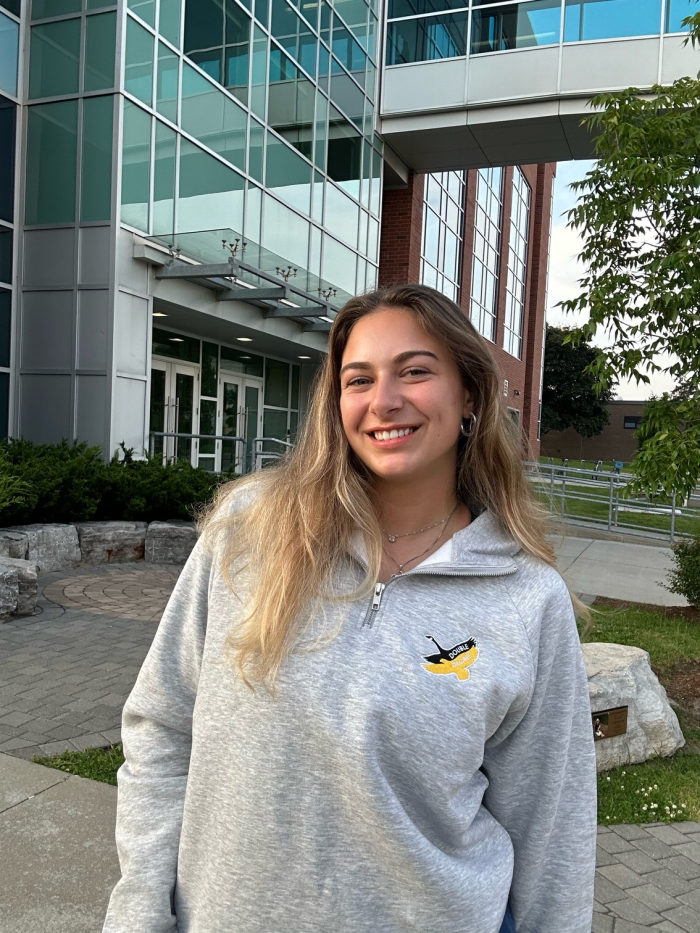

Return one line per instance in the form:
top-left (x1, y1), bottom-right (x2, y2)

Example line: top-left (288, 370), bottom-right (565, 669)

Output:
top-left (102, 537), bottom-right (213, 933)
top-left (481, 570), bottom-right (597, 933)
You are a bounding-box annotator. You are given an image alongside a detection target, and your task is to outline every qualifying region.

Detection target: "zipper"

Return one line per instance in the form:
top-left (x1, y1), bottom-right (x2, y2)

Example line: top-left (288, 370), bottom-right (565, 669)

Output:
top-left (360, 564), bottom-right (518, 629)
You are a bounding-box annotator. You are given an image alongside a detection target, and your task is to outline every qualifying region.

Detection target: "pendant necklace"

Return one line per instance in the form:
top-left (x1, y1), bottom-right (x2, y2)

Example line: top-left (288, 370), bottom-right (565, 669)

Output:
top-left (382, 502), bottom-right (459, 543)
top-left (383, 503), bottom-right (459, 574)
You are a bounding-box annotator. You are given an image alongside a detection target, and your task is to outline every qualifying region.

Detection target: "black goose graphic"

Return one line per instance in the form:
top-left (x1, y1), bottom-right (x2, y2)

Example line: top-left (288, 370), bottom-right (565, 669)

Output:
top-left (422, 635), bottom-right (479, 681)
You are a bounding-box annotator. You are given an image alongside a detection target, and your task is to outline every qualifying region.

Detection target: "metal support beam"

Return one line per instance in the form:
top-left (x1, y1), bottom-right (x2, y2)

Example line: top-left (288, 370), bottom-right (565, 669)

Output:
top-left (263, 305), bottom-right (330, 319)
top-left (217, 286), bottom-right (289, 302)
top-left (156, 261), bottom-right (239, 279)
top-left (302, 321), bottom-right (332, 332)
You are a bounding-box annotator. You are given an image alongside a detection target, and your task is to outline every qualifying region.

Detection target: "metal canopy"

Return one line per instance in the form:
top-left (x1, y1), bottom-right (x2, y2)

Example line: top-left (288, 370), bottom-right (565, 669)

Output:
top-left (147, 228), bottom-right (346, 333)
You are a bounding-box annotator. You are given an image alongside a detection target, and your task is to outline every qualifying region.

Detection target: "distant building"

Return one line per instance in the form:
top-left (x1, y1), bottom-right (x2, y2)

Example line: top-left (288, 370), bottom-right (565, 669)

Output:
top-left (540, 400), bottom-right (647, 465)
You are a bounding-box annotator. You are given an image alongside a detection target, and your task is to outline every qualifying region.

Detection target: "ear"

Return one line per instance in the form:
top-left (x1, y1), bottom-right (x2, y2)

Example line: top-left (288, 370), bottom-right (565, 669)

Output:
top-left (463, 390), bottom-right (474, 420)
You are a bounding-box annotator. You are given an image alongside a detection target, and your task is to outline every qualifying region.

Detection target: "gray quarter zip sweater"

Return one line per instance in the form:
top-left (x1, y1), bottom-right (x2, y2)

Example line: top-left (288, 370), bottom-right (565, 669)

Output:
top-left (103, 509), bottom-right (597, 933)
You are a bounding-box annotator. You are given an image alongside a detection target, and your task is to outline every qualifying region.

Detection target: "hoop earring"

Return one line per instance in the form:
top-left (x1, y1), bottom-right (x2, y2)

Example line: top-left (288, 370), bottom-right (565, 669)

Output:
top-left (460, 413), bottom-right (477, 437)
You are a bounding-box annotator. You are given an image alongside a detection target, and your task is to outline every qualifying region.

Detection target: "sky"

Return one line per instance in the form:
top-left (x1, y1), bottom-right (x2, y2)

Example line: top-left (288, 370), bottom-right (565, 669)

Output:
top-left (545, 160), bottom-right (677, 401)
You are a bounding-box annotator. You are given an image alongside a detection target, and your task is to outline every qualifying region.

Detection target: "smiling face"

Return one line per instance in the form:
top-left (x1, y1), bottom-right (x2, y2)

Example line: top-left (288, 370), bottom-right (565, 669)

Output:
top-left (339, 306), bottom-right (473, 487)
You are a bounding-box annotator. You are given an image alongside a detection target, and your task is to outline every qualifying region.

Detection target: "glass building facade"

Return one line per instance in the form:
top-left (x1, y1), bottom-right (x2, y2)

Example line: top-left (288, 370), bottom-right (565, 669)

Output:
top-left (386, 0), bottom-right (700, 64)
top-left (0, 0), bottom-right (18, 438)
top-left (503, 166), bottom-right (530, 359)
top-left (420, 171), bottom-right (465, 302)
top-left (469, 166), bottom-right (503, 344)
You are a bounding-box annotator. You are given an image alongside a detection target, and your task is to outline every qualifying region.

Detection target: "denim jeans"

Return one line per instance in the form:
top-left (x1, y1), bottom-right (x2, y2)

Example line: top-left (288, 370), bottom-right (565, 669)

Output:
top-left (498, 904), bottom-right (517, 933)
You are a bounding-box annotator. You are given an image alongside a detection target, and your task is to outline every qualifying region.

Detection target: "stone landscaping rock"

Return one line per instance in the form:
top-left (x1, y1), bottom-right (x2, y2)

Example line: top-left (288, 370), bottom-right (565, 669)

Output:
top-left (0, 557), bottom-right (38, 616)
top-left (0, 530), bottom-right (29, 560)
top-left (2, 524), bottom-right (81, 572)
top-left (75, 521), bottom-right (147, 564)
top-left (145, 521), bottom-right (197, 564)
top-left (583, 642), bottom-right (685, 772)
top-left (0, 562), bottom-right (19, 621)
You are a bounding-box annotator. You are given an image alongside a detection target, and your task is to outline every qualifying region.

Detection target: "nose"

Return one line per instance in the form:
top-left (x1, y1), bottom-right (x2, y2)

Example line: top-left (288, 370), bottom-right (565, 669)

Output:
top-left (368, 373), bottom-right (404, 419)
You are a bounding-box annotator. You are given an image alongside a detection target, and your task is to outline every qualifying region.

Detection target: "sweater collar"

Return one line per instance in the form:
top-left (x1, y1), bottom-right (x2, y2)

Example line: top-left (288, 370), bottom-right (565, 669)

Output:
top-left (349, 509), bottom-right (521, 573)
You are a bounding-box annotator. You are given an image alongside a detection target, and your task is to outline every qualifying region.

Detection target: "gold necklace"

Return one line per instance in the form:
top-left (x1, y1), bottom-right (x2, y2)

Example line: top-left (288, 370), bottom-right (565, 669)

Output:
top-left (382, 503), bottom-right (459, 543)
top-left (382, 503), bottom-right (458, 574)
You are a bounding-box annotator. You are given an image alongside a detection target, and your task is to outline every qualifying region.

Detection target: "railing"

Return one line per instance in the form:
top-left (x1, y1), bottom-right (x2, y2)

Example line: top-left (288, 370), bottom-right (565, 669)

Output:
top-left (525, 462), bottom-right (700, 544)
top-left (148, 432), bottom-right (293, 474)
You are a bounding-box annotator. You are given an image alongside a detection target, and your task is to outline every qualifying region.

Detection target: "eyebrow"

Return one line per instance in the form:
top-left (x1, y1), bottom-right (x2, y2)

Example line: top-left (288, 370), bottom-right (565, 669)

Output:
top-left (339, 350), bottom-right (439, 379)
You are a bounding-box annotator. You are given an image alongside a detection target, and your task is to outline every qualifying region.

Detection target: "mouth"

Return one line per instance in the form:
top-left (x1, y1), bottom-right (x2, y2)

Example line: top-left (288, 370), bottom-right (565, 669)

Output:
top-left (367, 426), bottom-right (420, 446)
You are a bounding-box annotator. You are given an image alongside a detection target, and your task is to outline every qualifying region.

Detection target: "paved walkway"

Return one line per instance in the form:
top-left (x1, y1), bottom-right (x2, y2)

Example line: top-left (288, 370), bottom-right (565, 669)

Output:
top-left (0, 536), bottom-right (697, 932)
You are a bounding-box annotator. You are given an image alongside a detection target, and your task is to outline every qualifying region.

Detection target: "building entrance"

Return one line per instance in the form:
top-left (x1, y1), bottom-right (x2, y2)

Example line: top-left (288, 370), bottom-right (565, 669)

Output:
top-left (217, 374), bottom-right (263, 475)
top-left (149, 360), bottom-right (199, 466)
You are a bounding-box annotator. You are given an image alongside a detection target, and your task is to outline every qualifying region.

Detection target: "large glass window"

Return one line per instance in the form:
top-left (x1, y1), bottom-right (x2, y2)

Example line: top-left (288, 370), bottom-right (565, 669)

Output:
top-left (503, 167), bottom-right (530, 358)
top-left (268, 49), bottom-right (315, 158)
top-left (0, 96), bottom-right (15, 223)
top-left (0, 289), bottom-right (9, 369)
top-left (179, 138), bottom-right (245, 232)
top-left (386, 12), bottom-right (467, 64)
top-left (125, 15), bottom-right (155, 106)
top-left (29, 18), bottom-right (81, 99)
top-left (0, 12), bottom-right (18, 98)
top-left (265, 131), bottom-right (312, 213)
top-left (156, 42), bottom-right (179, 122)
top-left (469, 167), bottom-right (503, 342)
top-left (421, 171), bottom-right (465, 302)
top-left (84, 11), bottom-right (117, 91)
top-left (121, 99), bottom-right (151, 230)
top-left (181, 63), bottom-right (247, 171)
top-left (666, 0), bottom-right (698, 31)
top-left (25, 100), bottom-right (78, 225)
top-left (564, 0), bottom-right (662, 41)
top-left (32, 0), bottom-right (81, 19)
top-left (327, 105), bottom-right (361, 196)
top-left (81, 95), bottom-right (113, 222)
top-left (226, 0), bottom-right (252, 103)
top-left (1, 0), bottom-right (20, 16)
top-left (388, 0), bottom-right (466, 15)
top-left (129, 0), bottom-right (155, 28)
top-left (160, 0), bottom-right (182, 46)
top-left (472, 0), bottom-right (561, 53)
top-left (0, 228), bottom-right (11, 284)
top-left (153, 120), bottom-right (176, 233)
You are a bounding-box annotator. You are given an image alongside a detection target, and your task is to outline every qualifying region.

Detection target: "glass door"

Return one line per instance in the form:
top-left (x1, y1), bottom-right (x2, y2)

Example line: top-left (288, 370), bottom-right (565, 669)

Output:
top-left (217, 375), bottom-right (262, 474)
top-left (149, 361), bottom-right (199, 466)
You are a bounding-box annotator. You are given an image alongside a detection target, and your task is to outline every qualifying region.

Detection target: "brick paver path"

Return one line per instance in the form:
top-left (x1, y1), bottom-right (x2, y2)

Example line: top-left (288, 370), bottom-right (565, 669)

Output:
top-left (0, 565), bottom-right (699, 931)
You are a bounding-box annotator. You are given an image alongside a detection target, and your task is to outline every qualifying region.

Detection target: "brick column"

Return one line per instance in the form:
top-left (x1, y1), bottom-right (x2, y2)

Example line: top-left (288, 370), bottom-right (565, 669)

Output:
top-left (378, 171), bottom-right (425, 287)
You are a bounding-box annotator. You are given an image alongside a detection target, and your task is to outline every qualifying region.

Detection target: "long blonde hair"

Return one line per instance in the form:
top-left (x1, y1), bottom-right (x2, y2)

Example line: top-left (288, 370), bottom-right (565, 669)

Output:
top-left (201, 285), bottom-right (588, 688)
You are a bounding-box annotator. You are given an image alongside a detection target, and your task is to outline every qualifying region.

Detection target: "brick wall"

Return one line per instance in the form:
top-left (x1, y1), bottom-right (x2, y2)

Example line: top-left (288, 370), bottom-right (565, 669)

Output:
top-left (378, 163), bottom-right (555, 460)
top-left (540, 400), bottom-right (647, 464)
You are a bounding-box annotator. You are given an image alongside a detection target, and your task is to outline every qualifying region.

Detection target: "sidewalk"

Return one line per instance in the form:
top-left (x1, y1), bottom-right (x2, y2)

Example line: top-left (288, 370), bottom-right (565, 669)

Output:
top-left (0, 535), bottom-right (697, 933)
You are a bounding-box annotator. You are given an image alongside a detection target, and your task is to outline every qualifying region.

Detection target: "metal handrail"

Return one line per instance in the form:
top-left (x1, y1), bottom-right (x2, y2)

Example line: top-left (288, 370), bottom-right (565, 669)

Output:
top-left (148, 431), bottom-right (244, 458)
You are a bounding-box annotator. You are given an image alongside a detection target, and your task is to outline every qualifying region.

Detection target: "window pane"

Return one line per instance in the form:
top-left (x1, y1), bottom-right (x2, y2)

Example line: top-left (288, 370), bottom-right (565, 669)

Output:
top-left (199, 398), bottom-right (217, 454)
top-left (564, 0), bottom-right (661, 41)
top-left (0, 97), bottom-right (15, 223)
top-left (25, 100), bottom-right (78, 224)
top-left (262, 408), bottom-right (288, 450)
top-left (290, 364), bottom-right (299, 409)
top-left (32, 0), bottom-right (80, 18)
top-left (330, 71), bottom-right (364, 130)
top-left (322, 233), bottom-right (356, 294)
top-left (0, 12), bottom-right (18, 98)
top-left (178, 138), bottom-right (245, 232)
top-left (389, 0), bottom-right (467, 15)
top-left (181, 63), bottom-right (247, 171)
top-left (0, 289), bottom-right (8, 369)
top-left (327, 105), bottom-right (361, 191)
top-left (0, 228), bottom-right (11, 284)
top-left (125, 16), bottom-right (154, 106)
top-left (221, 345), bottom-right (264, 375)
top-left (84, 11), bottom-right (117, 91)
top-left (225, 0), bottom-right (251, 104)
top-left (666, 0), bottom-right (697, 31)
top-left (250, 25), bottom-right (267, 118)
top-left (152, 326), bottom-right (200, 361)
top-left (1, 0), bottom-right (20, 15)
top-left (121, 99), bottom-right (151, 230)
top-left (202, 340), bottom-right (218, 397)
top-left (268, 49), bottom-right (314, 159)
top-left (159, 0), bottom-right (181, 46)
top-left (81, 95), bottom-right (113, 221)
top-left (262, 193), bottom-right (309, 269)
top-left (264, 358), bottom-right (289, 408)
top-left (248, 118), bottom-right (264, 180)
top-left (156, 41), bottom-right (179, 122)
top-left (265, 132), bottom-right (312, 213)
top-left (472, 0), bottom-right (561, 53)
top-left (128, 0), bottom-right (155, 27)
top-left (29, 18), bottom-right (81, 99)
top-left (386, 12), bottom-right (467, 64)
top-left (153, 119), bottom-right (176, 233)
top-left (87, 0), bottom-right (116, 8)
top-left (324, 180), bottom-right (358, 247)
top-left (187, 48), bottom-right (222, 83)
top-left (184, 0), bottom-right (223, 54)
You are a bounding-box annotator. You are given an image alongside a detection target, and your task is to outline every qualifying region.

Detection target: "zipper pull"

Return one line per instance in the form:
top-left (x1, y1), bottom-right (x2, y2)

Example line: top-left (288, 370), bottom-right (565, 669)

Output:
top-left (371, 582), bottom-right (385, 612)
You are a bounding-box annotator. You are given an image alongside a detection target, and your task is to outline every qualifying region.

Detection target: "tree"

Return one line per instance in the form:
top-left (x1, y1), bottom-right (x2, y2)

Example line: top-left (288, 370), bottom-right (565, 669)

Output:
top-left (541, 325), bottom-right (616, 437)
top-left (559, 11), bottom-right (700, 498)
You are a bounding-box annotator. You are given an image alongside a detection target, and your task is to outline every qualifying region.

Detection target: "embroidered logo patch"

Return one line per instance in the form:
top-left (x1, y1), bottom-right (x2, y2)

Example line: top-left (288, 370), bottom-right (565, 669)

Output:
top-left (422, 634), bottom-right (479, 681)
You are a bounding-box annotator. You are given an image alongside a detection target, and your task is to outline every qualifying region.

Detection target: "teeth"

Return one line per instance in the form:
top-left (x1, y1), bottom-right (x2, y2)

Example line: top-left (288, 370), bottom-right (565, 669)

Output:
top-left (373, 428), bottom-right (415, 440)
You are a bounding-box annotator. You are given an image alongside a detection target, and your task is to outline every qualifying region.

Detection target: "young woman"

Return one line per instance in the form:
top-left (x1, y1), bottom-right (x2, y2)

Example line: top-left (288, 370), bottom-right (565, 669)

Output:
top-left (103, 285), bottom-right (597, 933)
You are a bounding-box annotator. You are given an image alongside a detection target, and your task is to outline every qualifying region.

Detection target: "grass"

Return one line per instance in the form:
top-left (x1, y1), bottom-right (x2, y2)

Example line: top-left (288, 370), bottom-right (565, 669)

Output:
top-left (31, 605), bottom-right (700, 825)
top-left (32, 743), bottom-right (125, 785)
top-left (579, 600), bottom-right (700, 824)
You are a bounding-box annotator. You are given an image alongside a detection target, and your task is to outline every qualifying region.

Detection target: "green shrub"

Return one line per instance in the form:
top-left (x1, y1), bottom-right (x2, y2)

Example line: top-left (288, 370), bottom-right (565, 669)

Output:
top-left (0, 439), bottom-right (235, 526)
top-left (665, 536), bottom-right (700, 608)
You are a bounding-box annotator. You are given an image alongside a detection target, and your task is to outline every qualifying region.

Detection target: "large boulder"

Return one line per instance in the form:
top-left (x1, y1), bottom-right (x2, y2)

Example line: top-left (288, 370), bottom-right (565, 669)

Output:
top-left (0, 557), bottom-right (38, 621)
top-left (2, 524), bottom-right (80, 572)
top-left (583, 642), bottom-right (685, 772)
top-left (75, 521), bottom-right (147, 564)
top-left (0, 530), bottom-right (29, 560)
top-left (145, 521), bottom-right (197, 564)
